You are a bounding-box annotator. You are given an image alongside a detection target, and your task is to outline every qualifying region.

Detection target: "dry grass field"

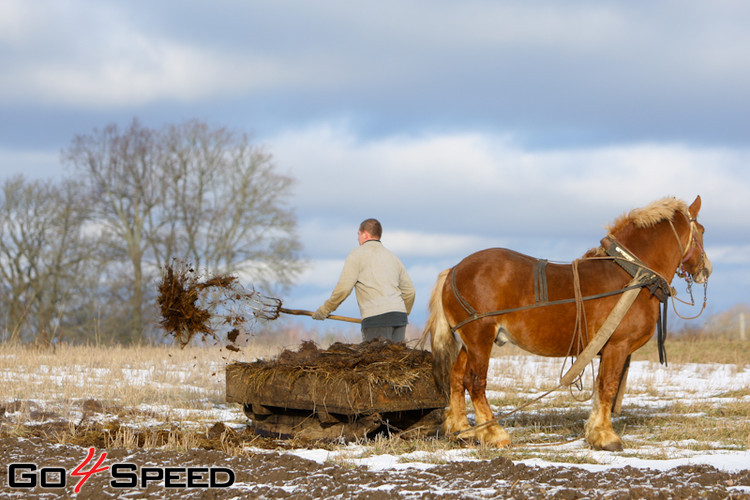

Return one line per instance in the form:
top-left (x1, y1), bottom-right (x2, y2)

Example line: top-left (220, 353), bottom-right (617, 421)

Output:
top-left (0, 333), bottom-right (748, 498)
top-left (0, 334), bottom-right (747, 455)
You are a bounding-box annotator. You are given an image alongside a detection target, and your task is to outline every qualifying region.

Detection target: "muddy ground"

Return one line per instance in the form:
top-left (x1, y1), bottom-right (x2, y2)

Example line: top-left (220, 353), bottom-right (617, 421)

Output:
top-left (1, 419), bottom-right (748, 499)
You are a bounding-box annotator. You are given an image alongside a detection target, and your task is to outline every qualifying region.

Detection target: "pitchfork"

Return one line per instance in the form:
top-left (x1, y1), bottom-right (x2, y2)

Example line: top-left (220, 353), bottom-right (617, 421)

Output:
top-left (276, 308), bottom-right (361, 324)
top-left (238, 288), bottom-right (361, 324)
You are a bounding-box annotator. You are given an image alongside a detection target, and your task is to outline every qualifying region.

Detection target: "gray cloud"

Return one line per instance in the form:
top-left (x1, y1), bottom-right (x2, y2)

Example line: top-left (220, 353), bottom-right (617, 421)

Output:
top-left (2, 1), bottom-right (750, 146)
top-left (1, 0), bottom-right (747, 320)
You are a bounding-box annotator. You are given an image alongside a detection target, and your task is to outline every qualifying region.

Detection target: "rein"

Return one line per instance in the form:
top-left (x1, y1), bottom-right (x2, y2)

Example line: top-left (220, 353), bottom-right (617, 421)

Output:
top-left (671, 277), bottom-right (708, 320)
top-left (668, 213), bottom-right (709, 320)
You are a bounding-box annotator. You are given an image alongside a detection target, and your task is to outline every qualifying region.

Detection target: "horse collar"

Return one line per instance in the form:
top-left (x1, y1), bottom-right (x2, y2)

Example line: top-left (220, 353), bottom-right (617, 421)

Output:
top-left (602, 236), bottom-right (644, 278)
top-left (602, 235), bottom-right (672, 365)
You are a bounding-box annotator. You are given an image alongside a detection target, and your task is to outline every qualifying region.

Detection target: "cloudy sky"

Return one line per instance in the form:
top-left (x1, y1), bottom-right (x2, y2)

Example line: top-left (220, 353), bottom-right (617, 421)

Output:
top-left (2, 1), bottom-right (748, 333)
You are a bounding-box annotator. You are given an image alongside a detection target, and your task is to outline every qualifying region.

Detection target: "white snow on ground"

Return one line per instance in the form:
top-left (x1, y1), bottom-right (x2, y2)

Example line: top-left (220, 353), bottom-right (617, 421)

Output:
top-left (282, 357), bottom-right (750, 472)
top-left (285, 442), bottom-right (750, 475)
top-left (3, 355), bottom-right (748, 474)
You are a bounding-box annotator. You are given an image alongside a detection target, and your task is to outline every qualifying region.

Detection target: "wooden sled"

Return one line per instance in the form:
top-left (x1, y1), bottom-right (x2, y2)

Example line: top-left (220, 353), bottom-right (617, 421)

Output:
top-left (226, 340), bottom-right (447, 441)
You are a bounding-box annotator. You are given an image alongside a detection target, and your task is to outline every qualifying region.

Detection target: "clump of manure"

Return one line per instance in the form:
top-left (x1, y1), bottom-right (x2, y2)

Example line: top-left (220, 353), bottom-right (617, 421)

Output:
top-left (156, 260), bottom-right (280, 348)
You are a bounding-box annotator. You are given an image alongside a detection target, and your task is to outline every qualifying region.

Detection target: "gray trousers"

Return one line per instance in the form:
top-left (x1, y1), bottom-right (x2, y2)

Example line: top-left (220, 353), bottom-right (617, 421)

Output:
top-left (362, 325), bottom-right (406, 343)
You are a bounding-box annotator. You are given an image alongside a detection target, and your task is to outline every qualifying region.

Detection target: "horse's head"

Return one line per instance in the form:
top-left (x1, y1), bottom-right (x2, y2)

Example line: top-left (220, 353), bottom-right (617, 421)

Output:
top-left (676, 195), bottom-right (712, 284)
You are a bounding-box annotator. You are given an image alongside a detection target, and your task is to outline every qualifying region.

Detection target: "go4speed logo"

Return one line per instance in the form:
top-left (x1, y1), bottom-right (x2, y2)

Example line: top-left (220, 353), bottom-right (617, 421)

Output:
top-left (8, 447), bottom-right (235, 493)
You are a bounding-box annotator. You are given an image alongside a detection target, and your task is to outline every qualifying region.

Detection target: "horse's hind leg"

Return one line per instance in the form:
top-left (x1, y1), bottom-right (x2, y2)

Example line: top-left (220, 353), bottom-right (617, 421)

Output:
top-left (456, 328), bottom-right (510, 447)
top-left (464, 354), bottom-right (511, 447)
top-left (585, 346), bottom-right (629, 451)
top-left (443, 346), bottom-right (472, 436)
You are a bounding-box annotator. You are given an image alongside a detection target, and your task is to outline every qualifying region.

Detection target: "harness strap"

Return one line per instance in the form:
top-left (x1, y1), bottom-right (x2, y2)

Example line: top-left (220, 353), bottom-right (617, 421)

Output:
top-left (560, 270), bottom-right (648, 385)
top-left (534, 259), bottom-right (549, 304)
top-left (449, 277), bottom-right (654, 333)
top-left (659, 300), bottom-right (668, 364)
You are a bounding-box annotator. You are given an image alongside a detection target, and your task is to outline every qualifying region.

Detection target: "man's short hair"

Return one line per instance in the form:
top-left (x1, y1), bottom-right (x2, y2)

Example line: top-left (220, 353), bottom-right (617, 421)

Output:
top-left (359, 218), bottom-right (382, 238)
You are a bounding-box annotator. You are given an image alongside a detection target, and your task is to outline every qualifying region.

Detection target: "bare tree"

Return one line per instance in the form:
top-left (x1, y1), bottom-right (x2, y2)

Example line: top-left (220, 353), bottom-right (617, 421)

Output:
top-left (62, 120), bottom-right (165, 342)
top-left (62, 118), bottom-right (303, 342)
top-left (0, 176), bottom-right (93, 344)
top-left (158, 119), bottom-right (303, 287)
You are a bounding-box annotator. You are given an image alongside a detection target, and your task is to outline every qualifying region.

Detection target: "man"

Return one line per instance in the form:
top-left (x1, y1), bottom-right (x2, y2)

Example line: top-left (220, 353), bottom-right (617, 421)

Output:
top-left (312, 218), bottom-right (415, 342)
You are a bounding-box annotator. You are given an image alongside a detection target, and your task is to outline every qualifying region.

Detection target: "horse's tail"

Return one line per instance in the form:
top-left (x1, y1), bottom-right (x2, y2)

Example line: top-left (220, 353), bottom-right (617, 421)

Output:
top-left (418, 268), bottom-right (458, 398)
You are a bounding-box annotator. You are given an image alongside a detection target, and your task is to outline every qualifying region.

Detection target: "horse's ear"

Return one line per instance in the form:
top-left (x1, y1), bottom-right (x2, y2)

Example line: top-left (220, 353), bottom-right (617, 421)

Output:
top-left (688, 195), bottom-right (702, 217)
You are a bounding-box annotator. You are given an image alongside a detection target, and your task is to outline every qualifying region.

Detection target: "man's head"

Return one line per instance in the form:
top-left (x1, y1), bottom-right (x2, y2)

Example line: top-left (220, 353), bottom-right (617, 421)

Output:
top-left (358, 218), bottom-right (382, 244)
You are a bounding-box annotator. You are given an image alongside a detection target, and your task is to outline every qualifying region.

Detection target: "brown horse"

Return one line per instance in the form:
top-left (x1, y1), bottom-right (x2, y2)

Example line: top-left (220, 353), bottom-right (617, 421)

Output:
top-left (421, 196), bottom-right (711, 451)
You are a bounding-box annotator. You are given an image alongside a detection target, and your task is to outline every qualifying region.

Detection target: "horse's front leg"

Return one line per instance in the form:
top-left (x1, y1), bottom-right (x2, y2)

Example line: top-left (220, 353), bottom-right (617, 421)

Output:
top-left (585, 346), bottom-right (629, 451)
top-left (442, 346), bottom-right (471, 436)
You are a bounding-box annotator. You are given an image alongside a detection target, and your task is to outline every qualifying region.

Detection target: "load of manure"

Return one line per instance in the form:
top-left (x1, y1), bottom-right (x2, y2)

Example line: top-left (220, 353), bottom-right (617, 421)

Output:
top-left (239, 339), bottom-right (435, 394)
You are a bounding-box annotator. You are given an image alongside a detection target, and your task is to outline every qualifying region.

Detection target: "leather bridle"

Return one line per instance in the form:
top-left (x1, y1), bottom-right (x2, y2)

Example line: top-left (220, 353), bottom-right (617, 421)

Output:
top-left (668, 212), bottom-right (706, 280)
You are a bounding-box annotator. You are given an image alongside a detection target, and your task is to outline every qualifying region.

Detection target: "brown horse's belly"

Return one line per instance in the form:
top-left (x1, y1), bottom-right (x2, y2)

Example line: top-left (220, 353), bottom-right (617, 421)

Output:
top-left (495, 308), bottom-right (579, 358)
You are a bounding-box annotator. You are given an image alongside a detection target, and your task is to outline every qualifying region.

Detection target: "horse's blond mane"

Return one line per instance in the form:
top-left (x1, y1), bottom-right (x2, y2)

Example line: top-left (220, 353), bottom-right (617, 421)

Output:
top-left (606, 196), bottom-right (688, 233)
top-left (583, 197), bottom-right (688, 258)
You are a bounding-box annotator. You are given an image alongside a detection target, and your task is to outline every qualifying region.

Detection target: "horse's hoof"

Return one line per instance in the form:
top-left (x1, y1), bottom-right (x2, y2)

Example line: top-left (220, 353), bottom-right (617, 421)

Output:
top-left (442, 409), bottom-right (471, 435)
top-left (599, 440), bottom-right (623, 452)
top-left (443, 420), bottom-right (470, 436)
top-left (589, 437), bottom-right (623, 451)
top-left (585, 428), bottom-right (623, 451)
top-left (489, 438), bottom-right (511, 448)
top-left (477, 425), bottom-right (511, 448)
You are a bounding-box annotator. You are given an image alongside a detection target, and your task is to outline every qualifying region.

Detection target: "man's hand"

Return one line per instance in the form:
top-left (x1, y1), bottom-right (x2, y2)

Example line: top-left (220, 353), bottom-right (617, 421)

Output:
top-left (311, 308), bottom-right (328, 320)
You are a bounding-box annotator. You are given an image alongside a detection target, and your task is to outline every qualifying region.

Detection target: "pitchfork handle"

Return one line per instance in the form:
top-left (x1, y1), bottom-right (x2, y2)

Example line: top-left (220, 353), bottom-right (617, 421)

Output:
top-left (279, 308), bottom-right (362, 324)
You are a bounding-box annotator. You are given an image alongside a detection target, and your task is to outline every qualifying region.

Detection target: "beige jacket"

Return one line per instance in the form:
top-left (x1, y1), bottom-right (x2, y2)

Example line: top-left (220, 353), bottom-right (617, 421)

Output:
top-left (318, 240), bottom-right (415, 320)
